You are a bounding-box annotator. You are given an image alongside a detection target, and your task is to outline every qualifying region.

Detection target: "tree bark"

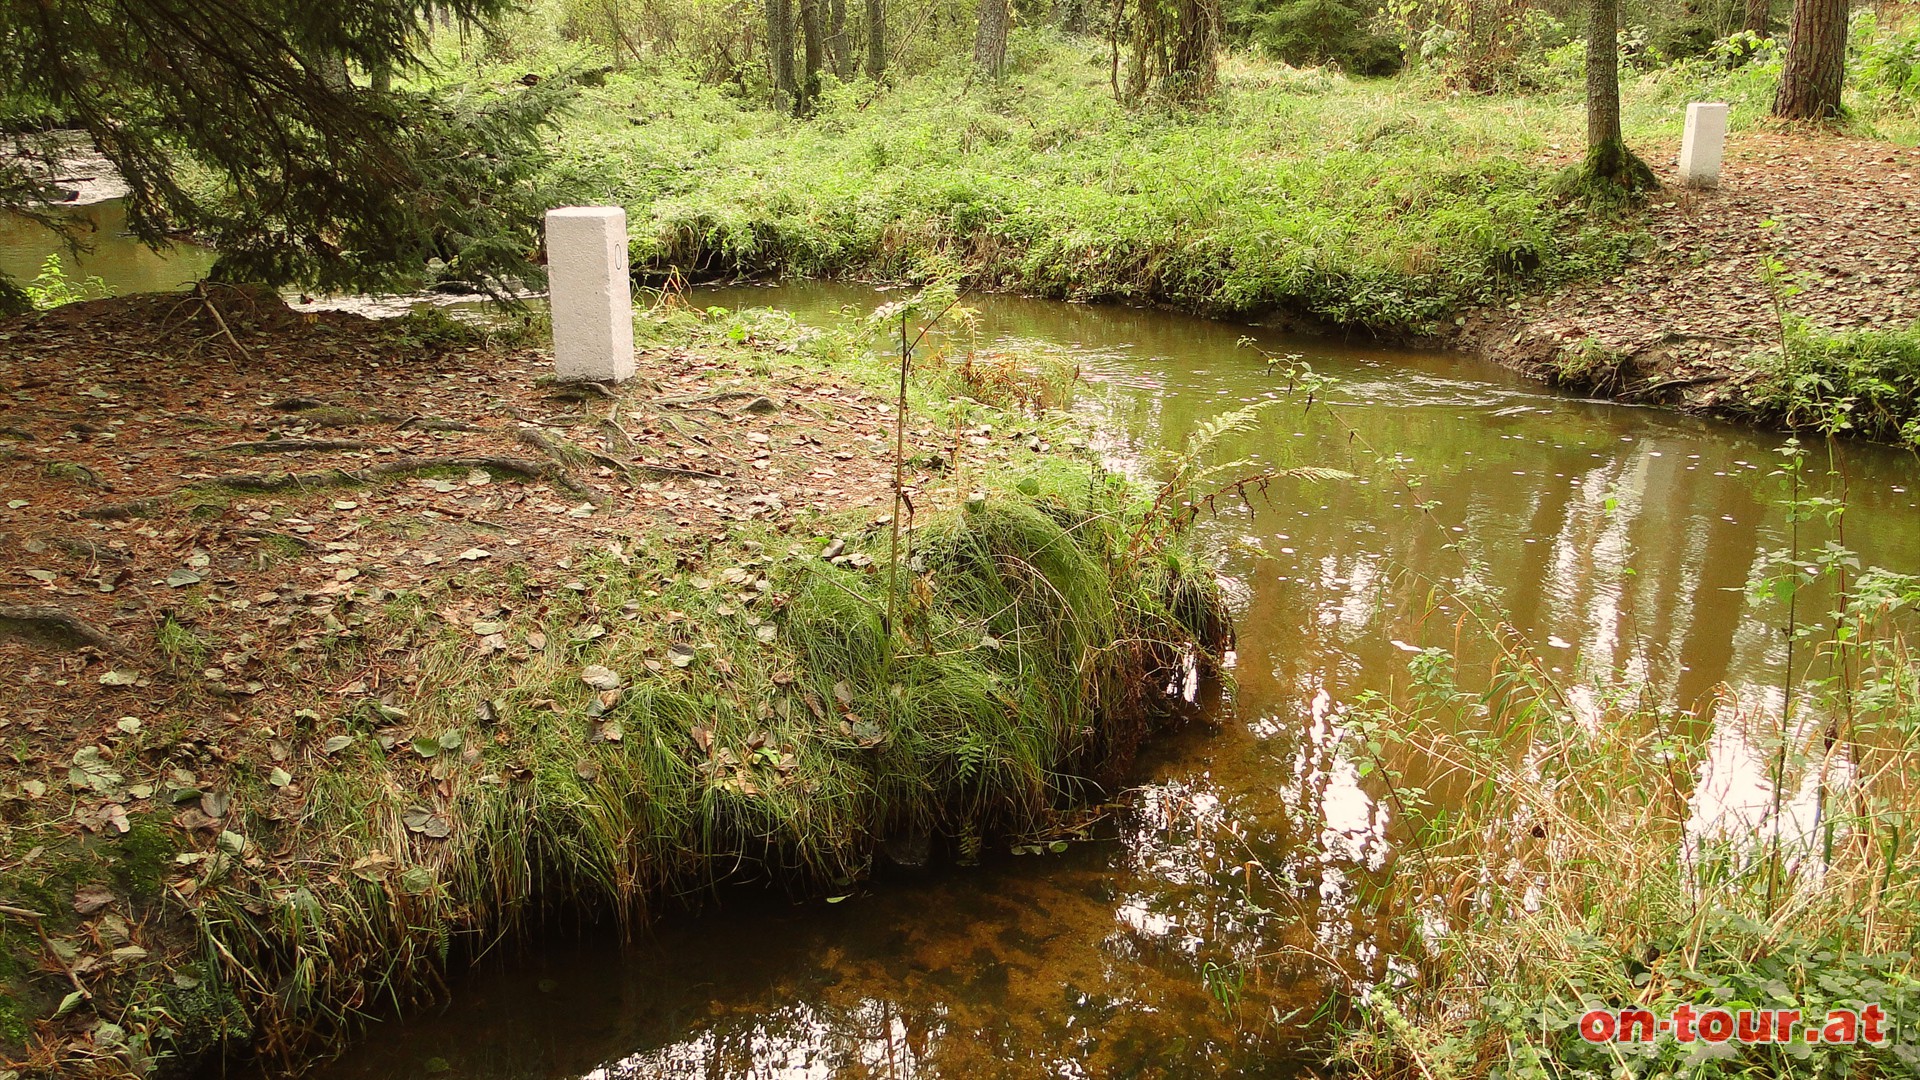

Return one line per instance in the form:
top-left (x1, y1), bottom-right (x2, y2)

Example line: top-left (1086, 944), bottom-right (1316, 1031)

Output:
top-left (1168, 0), bottom-right (1218, 97)
top-left (1772, 0), bottom-right (1848, 119)
top-left (828, 0), bottom-right (852, 77)
top-left (1586, 0), bottom-right (1623, 153)
top-left (1582, 0), bottom-right (1654, 190)
top-left (974, 0), bottom-right (1010, 77)
top-left (1743, 0), bottom-right (1772, 36)
top-left (864, 0), bottom-right (886, 79)
top-left (318, 53), bottom-right (352, 91)
top-left (767, 0), bottom-right (798, 111)
top-left (799, 0), bottom-right (825, 112)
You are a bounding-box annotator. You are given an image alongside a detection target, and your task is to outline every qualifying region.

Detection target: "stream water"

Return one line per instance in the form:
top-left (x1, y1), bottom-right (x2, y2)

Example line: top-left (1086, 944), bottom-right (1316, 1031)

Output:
top-left (7, 219), bottom-right (1919, 1078)
top-left (302, 284), bottom-right (1920, 1079)
top-left (0, 201), bottom-right (217, 298)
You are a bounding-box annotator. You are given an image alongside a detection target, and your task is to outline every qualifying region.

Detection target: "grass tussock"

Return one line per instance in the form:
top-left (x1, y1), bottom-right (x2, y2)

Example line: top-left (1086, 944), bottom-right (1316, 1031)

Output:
top-left (188, 461), bottom-right (1227, 1060)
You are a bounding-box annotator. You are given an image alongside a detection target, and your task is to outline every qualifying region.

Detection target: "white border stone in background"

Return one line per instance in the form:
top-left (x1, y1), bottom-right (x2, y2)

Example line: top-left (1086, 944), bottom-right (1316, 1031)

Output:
top-left (1677, 103), bottom-right (1730, 190)
top-left (545, 206), bottom-right (634, 383)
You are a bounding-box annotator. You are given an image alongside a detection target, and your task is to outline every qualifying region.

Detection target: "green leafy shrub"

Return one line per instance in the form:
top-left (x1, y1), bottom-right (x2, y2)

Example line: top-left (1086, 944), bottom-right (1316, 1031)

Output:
top-left (1233, 0), bottom-right (1404, 75)
top-left (21, 253), bottom-right (112, 309)
top-left (1853, 11), bottom-right (1920, 115)
top-left (1744, 320), bottom-right (1920, 445)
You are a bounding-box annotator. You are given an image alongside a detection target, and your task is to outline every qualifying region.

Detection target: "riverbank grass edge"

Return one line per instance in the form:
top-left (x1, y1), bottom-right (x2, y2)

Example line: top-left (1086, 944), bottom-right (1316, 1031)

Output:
top-left (0, 299), bottom-right (1232, 1077)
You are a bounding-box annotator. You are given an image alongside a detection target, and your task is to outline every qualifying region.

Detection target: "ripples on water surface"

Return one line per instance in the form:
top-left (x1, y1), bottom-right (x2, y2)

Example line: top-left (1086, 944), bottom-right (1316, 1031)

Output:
top-left (21, 275), bottom-right (1884, 1079)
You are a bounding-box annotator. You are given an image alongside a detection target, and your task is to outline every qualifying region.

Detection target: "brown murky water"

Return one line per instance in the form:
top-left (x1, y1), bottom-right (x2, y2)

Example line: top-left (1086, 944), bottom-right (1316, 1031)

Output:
top-left (0, 201), bottom-right (216, 297)
top-left (6, 223), bottom-right (1917, 1077)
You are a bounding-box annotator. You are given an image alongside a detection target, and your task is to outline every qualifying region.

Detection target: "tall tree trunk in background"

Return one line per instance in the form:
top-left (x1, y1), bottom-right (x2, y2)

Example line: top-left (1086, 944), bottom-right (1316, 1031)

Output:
top-left (607, 1), bottom-right (642, 69)
top-left (1113, 0), bottom-right (1218, 101)
top-left (1772, 0), bottom-right (1848, 119)
top-left (799, 0), bottom-right (825, 112)
top-left (1743, 0), bottom-right (1771, 36)
top-left (1582, 0), bottom-right (1656, 191)
top-left (974, 0), bottom-right (1010, 76)
top-left (1586, 0), bottom-right (1622, 151)
top-left (865, 0), bottom-right (886, 79)
top-left (318, 53), bottom-right (352, 91)
top-left (767, 0), bottom-right (798, 112)
top-left (828, 0), bottom-right (852, 77)
top-left (1167, 0), bottom-right (1218, 96)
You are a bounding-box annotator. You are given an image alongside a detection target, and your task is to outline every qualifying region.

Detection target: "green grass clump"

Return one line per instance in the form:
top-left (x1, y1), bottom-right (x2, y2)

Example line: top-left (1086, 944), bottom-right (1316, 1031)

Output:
top-left (1739, 320), bottom-right (1920, 446)
top-left (188, 461), bottom-right (1228, 1055)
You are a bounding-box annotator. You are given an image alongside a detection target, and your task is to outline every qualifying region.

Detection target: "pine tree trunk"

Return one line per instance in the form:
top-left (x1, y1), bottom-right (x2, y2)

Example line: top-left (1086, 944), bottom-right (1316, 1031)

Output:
top-left (1743, 0), bottom-right (1771, 36)
top-left (767, 0), bottom-right (797, 111)
top-left (974, 0), bottom-right (1010, 77)
top-left (799, 0), bottom-right (825, 112)
top-left (865, 0), bottom-right (886, 79)
top-left (1582, 0), bottom-right (1654, 190)
top-left (319, 54), bottom-right (352, 92)
top-left (1772, 0), bottom-right (1848, 119)
top-left (828, 0), bottom-right (852, 77)
top-left (1586, 0), bottom-right (1623, 154)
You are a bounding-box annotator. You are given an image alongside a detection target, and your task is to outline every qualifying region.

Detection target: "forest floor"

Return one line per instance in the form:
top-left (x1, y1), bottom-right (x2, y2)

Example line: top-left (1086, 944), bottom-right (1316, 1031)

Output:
top-left (0, 289), bottom-right (1208, 1078)
top-left (1455, 131), bottom-right (1920, 419)
top-left (0, 289), bottom-right (909, 1073)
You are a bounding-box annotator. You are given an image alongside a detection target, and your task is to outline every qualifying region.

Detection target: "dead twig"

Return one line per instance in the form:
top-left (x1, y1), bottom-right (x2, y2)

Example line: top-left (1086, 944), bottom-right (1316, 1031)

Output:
top-left (194, 283), bottom-right (256, 366)
top-left (0, 904), bottom-right (90, 1003)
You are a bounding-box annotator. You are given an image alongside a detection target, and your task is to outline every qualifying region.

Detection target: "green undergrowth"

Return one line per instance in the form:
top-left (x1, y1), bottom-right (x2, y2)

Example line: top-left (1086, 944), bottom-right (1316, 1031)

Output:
top-left (185, 460), bottom-right (1227, 1059)
top-left (1737, 319), bottom-right (1920, 447)
top-left (1340, 639), bottom-right (1920, 1077)
top-left (428, 36), bottom-right (1661, 335)
top-left (408, 16), bottom-right (1920, 337)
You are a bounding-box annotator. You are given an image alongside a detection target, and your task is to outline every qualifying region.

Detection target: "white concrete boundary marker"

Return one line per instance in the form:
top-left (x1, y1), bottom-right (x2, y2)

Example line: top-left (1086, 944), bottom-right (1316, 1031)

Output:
top-left (1678, 103), bottom-right (1729, 189)
top-left (545, 206), bottom-right (634, 383)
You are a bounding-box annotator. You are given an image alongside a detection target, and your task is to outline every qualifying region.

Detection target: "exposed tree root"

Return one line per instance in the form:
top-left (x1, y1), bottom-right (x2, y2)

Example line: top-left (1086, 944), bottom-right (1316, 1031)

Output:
top-left (217, 439), bottom-right (373, 454)
top-left (513, 425), bottom-right (598, 470)
top-left (396, 417), bottom-right (485, 433)
top-left (516, 424), bottom-right (729, 484)
top-left (0, 604), bottom-right (124, 654)
top-left (80, 498), bottom-right (163, 521)
top-left (42, 461), bottom-right (108, 488)
top-left (80, 455), bottom-right (605, 519)
top-left (656, 389), bottom-right (766, 406)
